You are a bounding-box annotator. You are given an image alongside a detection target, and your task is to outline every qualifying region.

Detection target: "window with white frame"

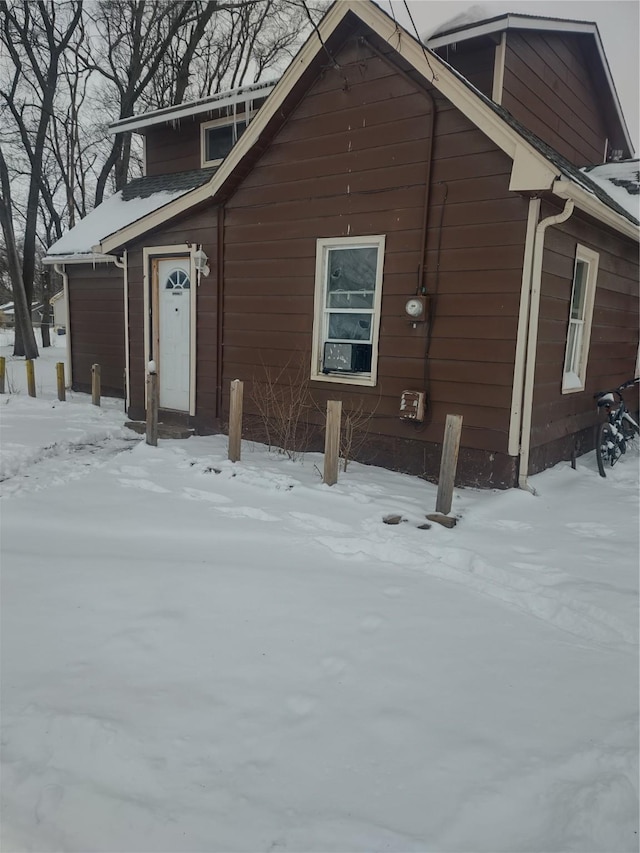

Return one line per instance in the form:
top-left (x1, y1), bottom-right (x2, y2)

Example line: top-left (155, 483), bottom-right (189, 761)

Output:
top-left (562, 244), bottom-right (599, 393)
top-left (201, 116), bottom-right (248, 167)
top-left (311, 236), bottom-right (385, 386)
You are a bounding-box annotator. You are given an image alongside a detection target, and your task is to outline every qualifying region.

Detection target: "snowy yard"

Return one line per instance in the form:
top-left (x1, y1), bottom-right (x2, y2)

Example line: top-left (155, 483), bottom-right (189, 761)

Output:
top-left (1, 335), bottom-right (638, 852)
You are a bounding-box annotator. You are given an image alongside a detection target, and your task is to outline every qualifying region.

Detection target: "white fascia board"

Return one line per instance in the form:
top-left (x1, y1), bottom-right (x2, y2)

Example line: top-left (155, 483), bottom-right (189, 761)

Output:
top-left (43, 253), bottom-right (115, 265)
top-left (552, 179), bottom-right (639, 241)
top-left (427, 16), bottom-right (597, 49)
top-left (109, 83), bottom-right (277, 135)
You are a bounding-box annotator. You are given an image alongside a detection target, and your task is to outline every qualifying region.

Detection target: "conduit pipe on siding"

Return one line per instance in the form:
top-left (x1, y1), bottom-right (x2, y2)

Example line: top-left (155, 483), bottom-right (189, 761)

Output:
top-left (113, 252), bottom-right (129, 411)
top-left (359, 35), bottom-right (436, 295)
top-left (53, 263), bottom-right (72, 387)
top-left (518, 198), bottom-right (574, 491)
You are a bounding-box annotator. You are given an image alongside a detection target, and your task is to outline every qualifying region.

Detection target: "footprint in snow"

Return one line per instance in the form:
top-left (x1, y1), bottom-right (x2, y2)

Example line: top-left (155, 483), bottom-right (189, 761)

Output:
top-left (181, 487), bottom-right (231, 504)
top-left (216, 506), bottom-right (279, 522)
top-left (115, 465), bottom-right (148, 477)
top-left (566, 522), bottom-right (615, 539)
top-left (487, 519), bottom-right (533, 531)
top-left (118, 478), bottom-right (169, 493)
top-left (289, 512), bottom-right (350, 533)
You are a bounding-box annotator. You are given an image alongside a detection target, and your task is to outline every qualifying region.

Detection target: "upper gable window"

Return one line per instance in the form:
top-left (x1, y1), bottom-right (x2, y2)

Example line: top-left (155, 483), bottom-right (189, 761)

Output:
top-left (201, 116), bottom-right (248, 167)
top-left (562, 244), bottom-right (599, 393)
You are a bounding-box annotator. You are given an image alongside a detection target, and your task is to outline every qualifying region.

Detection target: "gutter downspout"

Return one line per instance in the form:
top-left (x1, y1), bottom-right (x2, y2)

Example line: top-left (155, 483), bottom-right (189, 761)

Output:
top-left (53, 263), bottom-right (72, 387)
top-left (518, 198), bottom-right (575, 491)
top-left (113, 252), bottom-right (129, 412)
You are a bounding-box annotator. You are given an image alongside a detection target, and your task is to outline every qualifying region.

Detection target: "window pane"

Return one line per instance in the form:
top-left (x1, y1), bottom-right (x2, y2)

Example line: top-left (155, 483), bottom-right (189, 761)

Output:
top-left (206, 125), bottom-right (234, 161)
top-left (570, 261), bottom-right (588, 319)
top-left (564, 321), bottom-right (579, 373)
top-left (326, 247), bottom-right (377, 309)
top-left (328, 312), bottom-right (372, 341)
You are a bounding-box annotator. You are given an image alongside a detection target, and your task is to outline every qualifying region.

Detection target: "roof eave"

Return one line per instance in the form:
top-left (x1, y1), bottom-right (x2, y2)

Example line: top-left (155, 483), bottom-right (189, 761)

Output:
top-left (109, 82), bottom-right (277, 135)
top-left (99, 183), bottom-right (214, 254)
top-left (552, 179), bottom-right (639, 241)
top-left (43, 253), bottom-right (116, 265)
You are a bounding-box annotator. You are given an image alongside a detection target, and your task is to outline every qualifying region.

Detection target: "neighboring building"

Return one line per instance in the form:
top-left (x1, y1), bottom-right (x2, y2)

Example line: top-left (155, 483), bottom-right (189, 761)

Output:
top-left (0, 302), bottom-right (46, 329)
top-left (49, 290), bottom-right (67, 332)
top-left (44, 1), bottom-right (639, 488)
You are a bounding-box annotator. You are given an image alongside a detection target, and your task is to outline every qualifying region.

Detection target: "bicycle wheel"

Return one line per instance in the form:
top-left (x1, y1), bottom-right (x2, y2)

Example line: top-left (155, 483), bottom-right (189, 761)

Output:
top-left (596, 422), bottom-right (613, 477)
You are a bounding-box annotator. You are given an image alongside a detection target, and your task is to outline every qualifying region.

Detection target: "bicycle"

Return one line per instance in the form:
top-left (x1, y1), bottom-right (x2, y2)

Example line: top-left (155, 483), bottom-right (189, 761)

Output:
top-left (593, 378), bottom-right (640, 477)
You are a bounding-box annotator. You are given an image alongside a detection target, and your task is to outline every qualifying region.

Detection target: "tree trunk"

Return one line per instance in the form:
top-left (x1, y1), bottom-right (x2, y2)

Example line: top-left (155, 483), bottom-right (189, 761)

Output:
top-left (41, 267), bottom-right (52, 348)
top-left (0, 146), bottom-right (38, 359)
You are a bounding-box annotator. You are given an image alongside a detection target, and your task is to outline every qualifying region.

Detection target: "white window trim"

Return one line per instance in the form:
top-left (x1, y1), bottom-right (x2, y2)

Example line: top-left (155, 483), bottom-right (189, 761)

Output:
top-left (561, 243), bottom-right (599, 394)
top-left (310, 235), bottom-right (385, 387)
top-left (200, 114), bottom-right (250, 168)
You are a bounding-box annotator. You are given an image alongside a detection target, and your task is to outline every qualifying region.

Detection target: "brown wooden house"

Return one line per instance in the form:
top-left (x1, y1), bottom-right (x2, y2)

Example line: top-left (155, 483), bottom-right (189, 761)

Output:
top-left (44, 1), bottom-right (639, 488)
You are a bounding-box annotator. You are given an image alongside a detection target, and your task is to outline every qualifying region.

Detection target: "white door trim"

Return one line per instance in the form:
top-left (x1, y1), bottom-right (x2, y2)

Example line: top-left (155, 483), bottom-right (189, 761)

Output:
top-left (142, 244), bottom-right (196, 415)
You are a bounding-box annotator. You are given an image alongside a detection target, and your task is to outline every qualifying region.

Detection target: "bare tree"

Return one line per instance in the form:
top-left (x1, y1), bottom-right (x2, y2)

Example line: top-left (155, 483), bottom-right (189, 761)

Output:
top-left (0, 0), bottom-right (83, 357)
top-left (0, 0), bottom-right (326, 355)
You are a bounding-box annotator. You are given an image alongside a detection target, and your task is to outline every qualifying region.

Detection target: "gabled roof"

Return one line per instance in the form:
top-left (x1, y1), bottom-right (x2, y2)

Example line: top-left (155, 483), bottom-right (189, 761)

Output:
top-left (93, 0), bottom-right (636, 253)
top-left (426, 12), bottom-right (633, 157)
top-left (48, 0), bottom-right (635, 260)
top-left (44, 170), bottom-right (215, 263)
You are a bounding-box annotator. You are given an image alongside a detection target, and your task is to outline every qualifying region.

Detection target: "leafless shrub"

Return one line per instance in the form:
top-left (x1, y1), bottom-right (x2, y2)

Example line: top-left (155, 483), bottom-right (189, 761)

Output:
top-left (250, 359), bottom-right (313, 460)
top-left (340, 398), bottom-right (373, 472)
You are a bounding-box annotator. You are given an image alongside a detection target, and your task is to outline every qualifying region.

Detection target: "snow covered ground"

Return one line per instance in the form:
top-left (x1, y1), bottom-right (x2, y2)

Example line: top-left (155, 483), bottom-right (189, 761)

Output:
top-left (1, 333), bottom-right (638, 852)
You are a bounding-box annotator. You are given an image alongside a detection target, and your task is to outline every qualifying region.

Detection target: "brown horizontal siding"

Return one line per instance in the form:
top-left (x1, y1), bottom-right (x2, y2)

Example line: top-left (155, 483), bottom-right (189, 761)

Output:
top-left (531, 204), bottom-right (639, 454)
top-left (502, 31), bottom-right (608, 165)
top-left (435, 40), bottom-right (496, 100)
top-left (145, 121), bottom-right (201, 176)
top-left (220, 34), bottom-right (530, 474)
top-left (67, 265), bottom-right (125, 395)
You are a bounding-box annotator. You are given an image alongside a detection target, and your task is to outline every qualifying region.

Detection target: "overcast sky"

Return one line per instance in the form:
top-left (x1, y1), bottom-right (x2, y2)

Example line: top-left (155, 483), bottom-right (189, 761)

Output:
top-left (381, 1), bottom-right (639, 153)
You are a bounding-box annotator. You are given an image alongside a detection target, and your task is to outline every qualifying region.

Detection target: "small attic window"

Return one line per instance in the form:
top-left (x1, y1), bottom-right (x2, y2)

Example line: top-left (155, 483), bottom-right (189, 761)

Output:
top-left (201, 116), bottom-right (248, 167)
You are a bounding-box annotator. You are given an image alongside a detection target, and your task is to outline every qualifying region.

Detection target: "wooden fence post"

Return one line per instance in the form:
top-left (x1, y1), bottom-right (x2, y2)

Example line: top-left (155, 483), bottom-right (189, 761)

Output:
top-left (435, 414), bottom-right (463, 515)
top-left (91, 363), bottom-right (101, 406)
top-left (0, 356), bottom-right (5, 394)
top-left (228, 379), bottom-right (243, 462)
top-left (146, 368), bottom-right (159, 446)
top-left (26, 359), bottom-right (36, 397)
top-left (56, 362), bottom-right (66, 401)
top-left (323, 400), bottom-right (342, 486)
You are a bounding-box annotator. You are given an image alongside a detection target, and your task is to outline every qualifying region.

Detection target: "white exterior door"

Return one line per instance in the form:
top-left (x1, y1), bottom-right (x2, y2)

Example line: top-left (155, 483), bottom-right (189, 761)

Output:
top-left (157, 257), bottom-right (191, 411)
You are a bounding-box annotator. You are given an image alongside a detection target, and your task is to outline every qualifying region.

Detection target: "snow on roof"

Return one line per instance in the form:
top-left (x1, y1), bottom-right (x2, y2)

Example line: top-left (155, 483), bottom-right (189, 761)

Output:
top-left (109, 80), bottom-right (277, 135)
top-left (424, 5), bottom-right (490, 40)
top-left (45, 184), bottom-right (201, 261)
top-left (581, 161), bottom-right (640, 222)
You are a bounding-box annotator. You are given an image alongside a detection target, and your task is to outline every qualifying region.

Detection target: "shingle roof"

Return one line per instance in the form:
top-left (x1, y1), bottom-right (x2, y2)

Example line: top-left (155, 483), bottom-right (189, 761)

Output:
top-left (122, 168), bottom-right (217, 201)
top-left (437, 52), bottom-right (639, 226)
